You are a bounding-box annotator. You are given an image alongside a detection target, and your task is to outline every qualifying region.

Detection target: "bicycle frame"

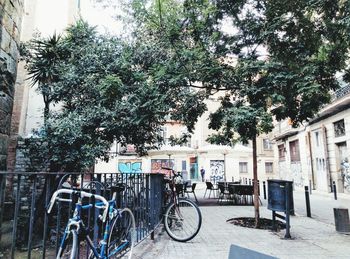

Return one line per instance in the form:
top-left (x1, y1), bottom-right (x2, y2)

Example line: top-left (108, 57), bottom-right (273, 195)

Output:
top-left (48, 189), bottom-right (128, 259)
top-left (162, 168), bottom-right (184, 216)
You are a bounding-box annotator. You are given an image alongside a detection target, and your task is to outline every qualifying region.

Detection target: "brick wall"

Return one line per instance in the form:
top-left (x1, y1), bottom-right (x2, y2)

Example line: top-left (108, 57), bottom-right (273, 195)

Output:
top-left (0, 0), bottom-right (24, 170)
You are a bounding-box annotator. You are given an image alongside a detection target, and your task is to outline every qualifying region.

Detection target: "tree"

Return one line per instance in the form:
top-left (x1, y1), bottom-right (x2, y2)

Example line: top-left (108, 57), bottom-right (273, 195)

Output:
top-left (127, 0), bottom-right (350, 227)
top-left (209, 0), bottom-right (350, 226)
top-left (23, 33), bottom-right (65, 124)
top-left (22, 19), bottom-right (206, 172)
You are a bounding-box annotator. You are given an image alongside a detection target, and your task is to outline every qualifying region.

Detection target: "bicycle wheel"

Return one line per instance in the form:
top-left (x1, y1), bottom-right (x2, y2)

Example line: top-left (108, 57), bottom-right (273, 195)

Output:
top-left (56, 229), bottom-right (78, 259)
top-left (107, 208), bottom-right (136, 259)
top-left (164, 198), bottom-right (202, 242)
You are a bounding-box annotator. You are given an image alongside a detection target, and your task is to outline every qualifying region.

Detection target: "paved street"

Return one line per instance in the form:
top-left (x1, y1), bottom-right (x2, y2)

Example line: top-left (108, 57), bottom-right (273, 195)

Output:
top-left (293, 189), bottom-right (350, 225)
top-left (132, 182), bottom-right (350, 259)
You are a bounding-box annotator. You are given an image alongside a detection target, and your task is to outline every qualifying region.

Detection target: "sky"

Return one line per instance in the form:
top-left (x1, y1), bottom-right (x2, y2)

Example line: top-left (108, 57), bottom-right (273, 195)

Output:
top-left (80, 0), bottom-right (125, 35)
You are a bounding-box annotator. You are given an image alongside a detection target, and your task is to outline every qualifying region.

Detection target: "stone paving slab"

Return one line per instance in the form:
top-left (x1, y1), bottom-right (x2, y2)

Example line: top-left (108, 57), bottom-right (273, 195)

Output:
top-left (132, 204), bottom-right (350, 259)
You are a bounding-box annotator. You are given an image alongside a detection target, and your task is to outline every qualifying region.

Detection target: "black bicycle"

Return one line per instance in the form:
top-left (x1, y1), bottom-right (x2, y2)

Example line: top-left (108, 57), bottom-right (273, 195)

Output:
top-left (162, 167), bottom-right (202, 242)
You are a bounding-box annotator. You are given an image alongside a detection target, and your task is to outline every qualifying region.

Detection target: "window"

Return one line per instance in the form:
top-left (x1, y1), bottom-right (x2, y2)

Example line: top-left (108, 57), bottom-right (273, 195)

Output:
top-left (263, 139), bottom-right (273, 150)
top-left (182, 160), bottom-right (186, 170)
top-left (278, 144), bottom-right (285, 161)
top-left (289, 140), bottom-right (300, 162)
top-left (314, 131), bottom-right (320, 147)
top-left (265, 162), bottom-right (273, 174)
top-left (334, 119), bottom-right (346, 137)
top-left (239, 162), bottom-right (248, 174)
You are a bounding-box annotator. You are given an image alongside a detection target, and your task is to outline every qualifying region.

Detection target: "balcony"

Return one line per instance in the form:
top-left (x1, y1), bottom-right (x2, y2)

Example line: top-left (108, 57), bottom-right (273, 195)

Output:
top-left (331, 85), bottom-right (350, 101)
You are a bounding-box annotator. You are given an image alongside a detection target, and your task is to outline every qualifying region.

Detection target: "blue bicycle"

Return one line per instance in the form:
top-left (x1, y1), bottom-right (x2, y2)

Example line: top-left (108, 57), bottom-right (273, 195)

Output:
top-left (47, 188), bottom-right (136, 259)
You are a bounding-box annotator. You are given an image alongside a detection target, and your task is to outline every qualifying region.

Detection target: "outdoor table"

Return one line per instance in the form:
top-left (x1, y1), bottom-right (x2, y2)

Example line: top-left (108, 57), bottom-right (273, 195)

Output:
top-left (228, 184), bottom-right (254, 205)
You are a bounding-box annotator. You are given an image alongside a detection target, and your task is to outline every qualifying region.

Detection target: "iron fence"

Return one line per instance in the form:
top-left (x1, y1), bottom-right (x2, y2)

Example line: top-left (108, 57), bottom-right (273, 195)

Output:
top-left (0, 171), bottom-right (165, 259)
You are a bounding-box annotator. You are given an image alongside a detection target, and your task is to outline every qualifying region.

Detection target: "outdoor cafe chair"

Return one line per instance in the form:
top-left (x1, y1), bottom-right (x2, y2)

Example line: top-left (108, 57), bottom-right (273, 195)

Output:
top-left (185, 183), bottom-right (198, 203)
top-left (227, 184), bottom-right (240, 204)
top-left (217, 183), bottom-right (230, 205)
top-left (204, 181), bottom-right (218, 198)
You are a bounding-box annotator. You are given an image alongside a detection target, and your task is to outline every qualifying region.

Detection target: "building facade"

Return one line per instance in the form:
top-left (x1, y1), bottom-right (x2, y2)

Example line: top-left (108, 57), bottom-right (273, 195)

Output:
top-left (273, 86), bottom-right (350, 193)
top-left (0, 0), bottom-right (24, 171)
top-left (6, 0), bottom-right (80, 172)
top-left (96, 93), bottom-right (277, 183)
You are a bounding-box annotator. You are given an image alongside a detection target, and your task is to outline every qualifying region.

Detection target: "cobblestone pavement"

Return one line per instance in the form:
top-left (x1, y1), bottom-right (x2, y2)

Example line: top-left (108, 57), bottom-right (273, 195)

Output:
top-left (132, 182), bottom-right (350, 259)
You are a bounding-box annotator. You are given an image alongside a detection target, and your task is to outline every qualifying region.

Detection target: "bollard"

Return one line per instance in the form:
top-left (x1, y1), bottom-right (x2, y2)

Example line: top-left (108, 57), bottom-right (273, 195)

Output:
top-left (284, 182), bottom-right (291, 238)
top-left (249, 179), bottom-right (252, 185)
top-left (232, 176), bottom-right (234, 182)
top-left (263, 181), bottom-right (266, 200)
top-left (333, 181), bottom-right (337, 200)
top-left (304, 186), bottom-right (311, 217)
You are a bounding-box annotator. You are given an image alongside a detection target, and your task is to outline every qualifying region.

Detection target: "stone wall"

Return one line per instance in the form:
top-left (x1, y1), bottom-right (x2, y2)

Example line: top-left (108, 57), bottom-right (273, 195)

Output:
top-left (0, 0), bottom-right (24, 170)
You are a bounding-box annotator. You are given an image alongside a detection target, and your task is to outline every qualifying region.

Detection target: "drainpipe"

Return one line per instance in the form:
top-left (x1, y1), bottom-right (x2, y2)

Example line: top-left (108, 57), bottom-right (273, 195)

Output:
top-left (307, 131), bottom-right (315, 190)
top-left (322, 125), bottom-right (332, 192)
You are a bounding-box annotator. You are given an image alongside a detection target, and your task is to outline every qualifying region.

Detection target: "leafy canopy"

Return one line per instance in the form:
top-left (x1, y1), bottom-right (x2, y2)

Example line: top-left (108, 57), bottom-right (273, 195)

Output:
top-left (23, 19), bottom-right (206, 171)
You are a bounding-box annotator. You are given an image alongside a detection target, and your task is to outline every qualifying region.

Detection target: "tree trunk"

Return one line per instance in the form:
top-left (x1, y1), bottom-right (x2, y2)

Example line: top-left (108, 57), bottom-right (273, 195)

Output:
top-left (253, 136), bottom-right (260, 228)
top-left (43, 99), bottom-right (50, 126)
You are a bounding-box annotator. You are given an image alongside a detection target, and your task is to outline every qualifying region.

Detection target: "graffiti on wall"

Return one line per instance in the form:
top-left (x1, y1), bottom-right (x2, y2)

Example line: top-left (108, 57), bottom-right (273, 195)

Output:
top-left (278, 161), bottom-right (288, 180)
top-left (151, 159), bottom-right (174, 175)
top-left (210, 160), bottom-right (224, 182)
top-left (118, 160), bottom-right (142, 173)
top-left (290, 162), bottom-right (304, 187)
top-left (341, 159), bottom-right (350, 190)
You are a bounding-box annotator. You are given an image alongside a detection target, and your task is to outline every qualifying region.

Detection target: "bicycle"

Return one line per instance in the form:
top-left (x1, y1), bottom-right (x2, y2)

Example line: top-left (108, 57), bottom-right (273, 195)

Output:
top-left (47, 187), bottom-right (136, 259)
top-left (162, 167), bottom-right (202, 242)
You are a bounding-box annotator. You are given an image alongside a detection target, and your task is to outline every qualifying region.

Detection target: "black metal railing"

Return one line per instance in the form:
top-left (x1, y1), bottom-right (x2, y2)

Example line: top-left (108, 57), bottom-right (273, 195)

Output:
top-left (0, 172), bottom-right (165, 259)
top-left (331, 84), bottom-right (350, 101)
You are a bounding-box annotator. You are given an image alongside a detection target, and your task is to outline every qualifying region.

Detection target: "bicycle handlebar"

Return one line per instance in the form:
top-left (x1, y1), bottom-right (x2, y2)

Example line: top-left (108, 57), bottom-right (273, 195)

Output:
top-left (47, 189), bottom-right (109, 222)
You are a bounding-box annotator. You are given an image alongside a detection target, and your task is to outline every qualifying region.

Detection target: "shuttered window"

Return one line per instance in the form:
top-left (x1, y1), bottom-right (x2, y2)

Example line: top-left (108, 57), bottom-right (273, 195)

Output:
top-left (289, 140), bottom-right (300, 162)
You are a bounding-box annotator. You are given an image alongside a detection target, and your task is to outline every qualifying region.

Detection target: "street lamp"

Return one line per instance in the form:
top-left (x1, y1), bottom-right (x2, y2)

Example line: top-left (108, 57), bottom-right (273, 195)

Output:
top-left (222, 150), bottom-right (229, 182)
top-left (167, 153), bottom-right (172, 168)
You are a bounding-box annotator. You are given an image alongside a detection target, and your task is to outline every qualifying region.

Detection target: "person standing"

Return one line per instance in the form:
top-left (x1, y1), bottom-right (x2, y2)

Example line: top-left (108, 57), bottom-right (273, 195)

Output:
top-left (200, 167), bottom-right (205, 182)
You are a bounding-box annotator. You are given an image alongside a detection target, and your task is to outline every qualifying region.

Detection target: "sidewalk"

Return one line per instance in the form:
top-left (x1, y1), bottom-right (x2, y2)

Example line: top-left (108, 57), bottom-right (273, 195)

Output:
top-left (132, 182), bottom-right (350, 259)
top-left (293, 190), bottom-right (350, 225)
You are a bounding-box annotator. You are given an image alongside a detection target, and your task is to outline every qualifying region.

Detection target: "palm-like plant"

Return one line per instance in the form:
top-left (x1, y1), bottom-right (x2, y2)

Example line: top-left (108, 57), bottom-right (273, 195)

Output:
top-left (25, 33), bottom-right (65, 123)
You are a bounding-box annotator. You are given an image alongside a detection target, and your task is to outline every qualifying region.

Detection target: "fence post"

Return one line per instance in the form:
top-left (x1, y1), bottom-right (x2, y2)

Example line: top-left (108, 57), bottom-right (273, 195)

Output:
top-left (333, 181), bottom-right (337, 200)
top-left (11, 174), bottom-right (22, 259)
top-left (42, 175), bottom-right (51, 259)
top-left (0, 173), bottom-right (6, 242)
top-left (304, 186), bottom-right (311, 217)
top-left (27, 175), bottom-right (37, 259)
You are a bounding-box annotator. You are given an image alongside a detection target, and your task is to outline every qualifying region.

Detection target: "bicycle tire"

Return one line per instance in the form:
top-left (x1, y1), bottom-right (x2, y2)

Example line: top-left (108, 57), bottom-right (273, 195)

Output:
top-left (56, 229), bottom-right (78, 259)
top-left (164, 198), bottom-right (202, 242)
top-left (107, 208), bottom-right (136, 259)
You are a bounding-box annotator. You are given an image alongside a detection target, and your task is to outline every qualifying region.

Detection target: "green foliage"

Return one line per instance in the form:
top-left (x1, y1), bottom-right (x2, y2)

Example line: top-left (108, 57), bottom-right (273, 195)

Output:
top-left (22, 18), bottom-right (207, 171)
top-left (22, 0), bottom-right (350, 171)
top-left (194, 0), bottom-right (350, 142)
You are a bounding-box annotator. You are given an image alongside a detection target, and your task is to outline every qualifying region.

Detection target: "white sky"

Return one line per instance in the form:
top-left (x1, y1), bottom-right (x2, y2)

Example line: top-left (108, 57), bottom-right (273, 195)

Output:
top-left (80, 0), bottom-right (124, 35)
